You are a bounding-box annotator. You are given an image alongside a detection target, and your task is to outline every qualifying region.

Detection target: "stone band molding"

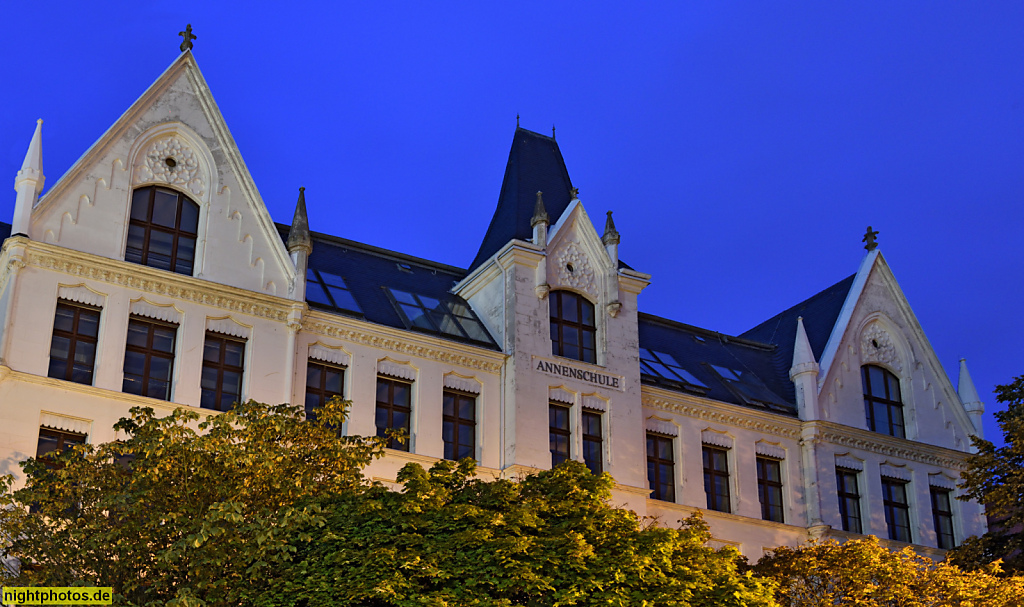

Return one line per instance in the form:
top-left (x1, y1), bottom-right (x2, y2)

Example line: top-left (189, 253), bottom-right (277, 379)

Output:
top-left (642, 392), bottom-right (801, 440)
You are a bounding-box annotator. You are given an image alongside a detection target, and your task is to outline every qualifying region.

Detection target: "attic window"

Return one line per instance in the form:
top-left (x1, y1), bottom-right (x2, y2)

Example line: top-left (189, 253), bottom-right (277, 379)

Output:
top-left (397, 263), bottom-right (413, 273)
top-left (693, 335), bottom-right (706, 343)
top-left (639, 348), bottom-right (707, 391)
top-left (386, 288), bottom-right (492, 344)
top-left (306, 269), bottom-right (362, 315)
top-left (709, 364), bottom-right (788, 410)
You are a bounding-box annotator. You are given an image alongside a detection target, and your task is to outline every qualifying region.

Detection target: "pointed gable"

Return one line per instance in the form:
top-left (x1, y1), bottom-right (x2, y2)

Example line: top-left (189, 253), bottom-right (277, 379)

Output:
top-left (25, 51), bottom-right (295, 297)
top-left (469, 128), bottom-right (574, 271)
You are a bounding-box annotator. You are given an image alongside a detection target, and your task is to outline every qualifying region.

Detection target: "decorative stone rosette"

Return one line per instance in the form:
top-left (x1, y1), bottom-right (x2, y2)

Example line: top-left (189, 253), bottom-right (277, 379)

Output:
top-left (860, 323), bottom-right (902, 372)
top-left (553, 240), bottom-right (596, 297)
top-left (134, 137), bottom-right (206, 196)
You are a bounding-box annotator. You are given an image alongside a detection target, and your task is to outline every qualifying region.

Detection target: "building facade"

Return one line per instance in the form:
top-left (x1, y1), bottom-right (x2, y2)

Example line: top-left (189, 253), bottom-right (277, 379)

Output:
top-left (0, 50), bottom-right (987, 561)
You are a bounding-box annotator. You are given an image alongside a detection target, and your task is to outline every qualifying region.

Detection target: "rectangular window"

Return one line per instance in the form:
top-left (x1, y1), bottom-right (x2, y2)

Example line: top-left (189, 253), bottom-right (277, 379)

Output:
top-left (931, 486), bottom-right (955, 550)
top-left (582, 411), bottom-right (603, 474)
top-left (122, 317), bottom-right (177, 401)
top-left (376, 377), bottom-right (411, 451)
top-left (836, 468), bottom-right (863, 533)
top-left (200, 333), bottom-right (246, 411)
top-left (305, 360), bottom-right (345, 421)
top-left (646, 433), bottom-right (675, 502)
top-left (882, 477), bottom-right (913, 543)
top-left (757, 457), bottom-right (784, 523)
top-left (48, 302), bottom-right (100, 385)
top-left (703, 446), bottom-right (731, 513)
top-left (37, 427), bottom-right (87, 463)
top-left (442, 390), bottom-right (476, 461)
top-left (549, 403), bottom-right (570, 467)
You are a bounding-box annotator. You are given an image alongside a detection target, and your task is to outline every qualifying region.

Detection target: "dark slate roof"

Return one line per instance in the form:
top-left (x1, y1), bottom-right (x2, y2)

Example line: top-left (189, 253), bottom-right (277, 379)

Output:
top-left (638, 314), bottom-right (796, 415)
top-left (0, 222), bottom-right (10, 240)
top-left (739, 274), bottom-right (856, 403)
top-left (469, 128), bottom-right (574, 271)
top-left (276, 224), bottom-right (499, 350)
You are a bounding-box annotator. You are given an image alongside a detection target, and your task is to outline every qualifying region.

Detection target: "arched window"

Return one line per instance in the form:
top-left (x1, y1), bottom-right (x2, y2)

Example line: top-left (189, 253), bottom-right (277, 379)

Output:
top-left (126, 186), bottom-right (200, 276)
top-left (549, 290), bottom-right (596, 364)
top-left (862, 365), bottom-right (905, 438)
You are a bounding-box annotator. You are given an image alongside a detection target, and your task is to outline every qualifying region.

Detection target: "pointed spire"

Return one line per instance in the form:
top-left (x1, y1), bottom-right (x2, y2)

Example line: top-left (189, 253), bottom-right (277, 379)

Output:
top-left (19, 119), bottom-right (43, 178)
top-left (12, 119), bottom-right (45, 237)
top-left (958, 358), bottom-right (985, 437)
top-left (602, 211), bottom-right (620, 246)
top-left (286, 187), bottom-right (312, 253)
top-left (792, 316), bottom-right (817, 370)
top-left (958, 358), bottom-right (983, 411)
top-left (530, 191), bottom-right (549, 227)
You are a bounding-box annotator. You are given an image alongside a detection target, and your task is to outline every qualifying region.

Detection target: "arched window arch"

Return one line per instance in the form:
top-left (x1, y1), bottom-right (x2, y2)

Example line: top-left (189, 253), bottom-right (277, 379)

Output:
top-left (549, 290), bottom-right (596, 364)
top-left (862, 364), bottom-right (905, 438)
top-left (125, 186), bottom-right (200, 276)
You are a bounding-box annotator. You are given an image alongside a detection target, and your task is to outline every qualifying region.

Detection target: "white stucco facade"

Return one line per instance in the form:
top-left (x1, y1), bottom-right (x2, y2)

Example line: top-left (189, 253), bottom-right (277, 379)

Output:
top-left (0, 51), bottom-right (986, 562)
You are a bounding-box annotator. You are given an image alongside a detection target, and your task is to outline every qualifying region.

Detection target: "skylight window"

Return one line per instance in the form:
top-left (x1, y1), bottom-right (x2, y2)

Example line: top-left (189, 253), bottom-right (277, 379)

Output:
top-left (709, 364), bottom-right (788, 410)
top-left (306, 269), bottom-right (361, 314)
top-left (639, 348), bottom-right (708, 390)
top-left (387, 288), bottom-right (492, 344)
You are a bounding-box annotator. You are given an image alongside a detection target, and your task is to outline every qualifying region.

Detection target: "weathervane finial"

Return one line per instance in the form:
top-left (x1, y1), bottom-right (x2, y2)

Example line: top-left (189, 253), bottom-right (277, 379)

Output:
top-left (552, 124), bottom-right (556, 139)
top-left (516, 114), bottom-right (520, 128)
top-left (179, 24), bottom-right (197, 52)
top-left (862, 226), bottom-right (879, 251)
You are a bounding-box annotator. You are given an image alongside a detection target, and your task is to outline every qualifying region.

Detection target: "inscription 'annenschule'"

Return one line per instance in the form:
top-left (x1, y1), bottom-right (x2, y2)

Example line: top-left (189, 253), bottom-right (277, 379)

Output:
top-left (534, 357), bottom-right (622, 390)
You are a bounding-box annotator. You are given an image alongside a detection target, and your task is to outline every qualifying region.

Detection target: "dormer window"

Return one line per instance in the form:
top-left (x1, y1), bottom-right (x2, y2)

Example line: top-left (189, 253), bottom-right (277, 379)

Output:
top-left (126, 186), bottom-right (200, 276)
top-left (862, 365), bottom-right (905, 438)
top-left (549, 291), bottom-right (596, 364)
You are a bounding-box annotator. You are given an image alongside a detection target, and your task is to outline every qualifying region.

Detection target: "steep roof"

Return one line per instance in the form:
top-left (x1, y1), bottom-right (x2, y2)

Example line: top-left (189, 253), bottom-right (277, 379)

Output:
top-left (276, 225), bottom-right (499, 350)
top-left (469, 128), bottom-right (574, 270)
top-left (739, 273), bottom-right (856, 402)
top-left (638, 314), bottom-right (796, 415)
top-left (0, 222), bottom-right (10, 240)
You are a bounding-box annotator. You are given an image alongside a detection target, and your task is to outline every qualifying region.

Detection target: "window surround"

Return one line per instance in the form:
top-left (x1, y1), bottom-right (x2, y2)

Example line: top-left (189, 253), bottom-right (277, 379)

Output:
top-left (548, 290), bottom-right (597, 364)
top-left (376, 376), bottom-right (413, 452)
top-left (930, 485), bottom-right (956, 550)
top-left (836, 467), bottom-right (863, 534)
top-left (125, 185), bottom-right (201, 276)
top-left (882, 476), bottom-right (913, 543)
top-left (862, 364), bottom-right (907, 438)
top-left (756, 456), bottom-right (785, 523)
top-left (702, 444), bottom-right (732, 513)
top-left (646, 432), bottom-right (676, 502)
top-left (305, 359), bottom-right (345, 422)
top-left (549, 402), bottom-right (572, 468)
top-left (48, 301), bottom-right (101, 386)
top-left (122, 316), bottom-right (178, 401)
top-left (443, 390), bottom-right (477, 461)
top-left (200, 332), bottom-right (246, 412)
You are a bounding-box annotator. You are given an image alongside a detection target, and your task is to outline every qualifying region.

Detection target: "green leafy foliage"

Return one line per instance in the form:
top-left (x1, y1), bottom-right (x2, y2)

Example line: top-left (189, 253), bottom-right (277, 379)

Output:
top-left (264, 459), bottom-right (776, 607)
top-left (755, 536), bottom-right (1024, 607)
top-left (0, 398), bottom-right (386, 606)
top-left (950, 375), bottom-right (1024, 573)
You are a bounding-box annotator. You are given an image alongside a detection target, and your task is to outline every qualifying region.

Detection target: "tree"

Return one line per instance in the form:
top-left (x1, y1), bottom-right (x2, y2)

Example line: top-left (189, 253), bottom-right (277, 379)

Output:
top-left (263, 459), bottom-right (776, 607)
top-left (0, 398), bottom-right (387, 606)
top-left (2, 401), bottom-right (775, 607)
top-left (754, 536), bottom-right (1024, 607)
top-left (950, 375), bottom-right (1024, 573)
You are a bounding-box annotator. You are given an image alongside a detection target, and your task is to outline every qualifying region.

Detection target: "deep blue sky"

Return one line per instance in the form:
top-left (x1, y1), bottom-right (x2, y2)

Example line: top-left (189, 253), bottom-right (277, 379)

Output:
top-left (2, 3), bottom-right (1021, 444)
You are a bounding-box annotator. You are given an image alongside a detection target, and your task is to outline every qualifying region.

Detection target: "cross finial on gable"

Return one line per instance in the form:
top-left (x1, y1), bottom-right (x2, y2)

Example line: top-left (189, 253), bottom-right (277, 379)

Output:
top-left (862, 226), bottom-right (879, 251)
top-left (179, 24), bottom-right (197, 52)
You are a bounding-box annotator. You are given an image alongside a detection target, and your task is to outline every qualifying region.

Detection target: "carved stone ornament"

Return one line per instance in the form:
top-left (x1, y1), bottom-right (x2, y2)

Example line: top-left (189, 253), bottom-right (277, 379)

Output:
top-left (135, 136), bottom-right (206, 196)
top-left (553, 240), bottom-right (596, 297)
top-left (860, 323), bottom-right (902, 372)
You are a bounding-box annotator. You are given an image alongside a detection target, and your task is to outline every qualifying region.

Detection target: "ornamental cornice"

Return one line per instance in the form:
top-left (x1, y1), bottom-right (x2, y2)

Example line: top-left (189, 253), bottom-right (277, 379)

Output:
top-left (641, 390), bottom-right (801, 440)
top-left (301, 316), bottom-right (504, 373)
top-left (23, 244), bottom-right (292, 322)
top-left (810, 421), bottom-right (969, 471)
